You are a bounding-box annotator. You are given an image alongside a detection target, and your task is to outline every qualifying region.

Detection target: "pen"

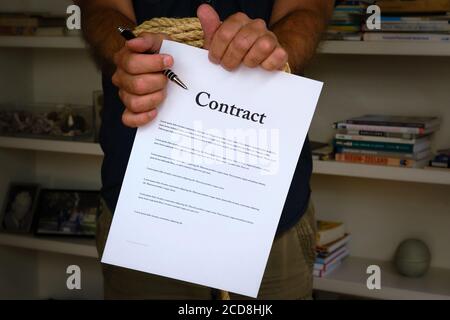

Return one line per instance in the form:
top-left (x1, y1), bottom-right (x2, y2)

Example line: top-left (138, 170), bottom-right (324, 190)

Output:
top-left (117, 26), bottom-right (188, 90)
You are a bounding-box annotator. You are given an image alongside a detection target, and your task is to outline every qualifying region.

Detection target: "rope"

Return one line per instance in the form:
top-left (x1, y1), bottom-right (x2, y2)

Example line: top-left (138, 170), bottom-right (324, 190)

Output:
top-left (134, 17), bottom-right (290, 73)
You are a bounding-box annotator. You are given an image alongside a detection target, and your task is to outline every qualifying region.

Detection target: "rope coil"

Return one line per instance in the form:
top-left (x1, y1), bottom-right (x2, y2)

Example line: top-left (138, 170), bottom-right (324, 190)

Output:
top-left (134, 17), bottom-right (290, 73)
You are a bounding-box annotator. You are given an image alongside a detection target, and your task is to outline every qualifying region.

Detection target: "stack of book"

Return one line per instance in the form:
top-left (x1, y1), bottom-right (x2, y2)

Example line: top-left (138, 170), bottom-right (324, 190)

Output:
top-left (363, 0), bottom-right (450, 42)
top-left (326, 1), bottom-right (372, 41)
top-left (428, 148), bottom-right (450, 169)
top-left (0, 13), bottom-right (66, 36)
top-left (314, 221), bottom-right (350, 278)
top-left (333, 115), bottom-right (441, 168)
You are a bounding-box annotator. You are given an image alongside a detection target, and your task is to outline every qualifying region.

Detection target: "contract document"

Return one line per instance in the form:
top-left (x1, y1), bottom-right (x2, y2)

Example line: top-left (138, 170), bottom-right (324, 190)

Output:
top-left (102, 40), bottom-right (323, 297)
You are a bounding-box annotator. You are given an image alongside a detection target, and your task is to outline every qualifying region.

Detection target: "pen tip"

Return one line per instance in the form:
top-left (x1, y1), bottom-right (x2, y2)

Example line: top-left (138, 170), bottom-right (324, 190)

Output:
top-left (174, 77), bottom-right (188, 90)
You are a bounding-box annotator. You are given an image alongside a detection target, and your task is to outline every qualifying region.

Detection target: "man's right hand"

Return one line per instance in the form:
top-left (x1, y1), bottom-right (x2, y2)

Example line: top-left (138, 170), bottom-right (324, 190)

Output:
top-left (112, 33), bottom-right (174, 128)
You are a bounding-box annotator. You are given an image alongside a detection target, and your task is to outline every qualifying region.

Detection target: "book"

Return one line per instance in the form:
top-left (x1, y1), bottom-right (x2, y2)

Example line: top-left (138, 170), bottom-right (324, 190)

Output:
top-left (335, 133), bottom-right (430, 144)
top-left (316, 221), bottom-right (346, 247)
top-left (311, 142), bottom-right (334, 161)
top-left (315, 245), bottom-right (349, 264)
top-left (335, 152), bottom-right (430, 168)
top-left (317, 234), bottom-right (351, 255)
top-left (34, 27), bottom-right (65, 37)
top-left (0, 26), bottom-right (36, 36)
top-left (313, 260), bottom-right (342, 277)
top-left (334, 138), bottom-right (430, 153)
top-left (363, 21), bottom-right (450, 32)
top-left (377, 0), bottom-right (450, 13)
top-left (0, 15), bottom-right (39, 27)
top-left (314, 248), bottom-right (349, 271)
top-left (334, 146), bottom-right (431, 160)
top-left (337, 128), bottom-right (428, 139)
top-left (333, 122), bottom-right (440, 134)
top-left (363, 32), bottom-right (450, 41)
top-left (343, 115), bottom-right (441, 129)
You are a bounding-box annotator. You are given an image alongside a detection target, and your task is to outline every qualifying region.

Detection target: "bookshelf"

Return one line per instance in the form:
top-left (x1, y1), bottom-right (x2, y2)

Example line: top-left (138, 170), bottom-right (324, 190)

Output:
top-left (0, 0), bottom-right (449, 300)
top-left (1, 36), bottom-right (450, 56)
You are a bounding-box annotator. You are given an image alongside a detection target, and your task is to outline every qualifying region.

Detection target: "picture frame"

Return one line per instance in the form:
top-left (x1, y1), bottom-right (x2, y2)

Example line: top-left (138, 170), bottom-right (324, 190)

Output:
top-left (1, 183), bottom-right (40, 234)
top-left (34, 189), bottom-right (100, 237)
top-left (93, 90), bottom-right (104, 142)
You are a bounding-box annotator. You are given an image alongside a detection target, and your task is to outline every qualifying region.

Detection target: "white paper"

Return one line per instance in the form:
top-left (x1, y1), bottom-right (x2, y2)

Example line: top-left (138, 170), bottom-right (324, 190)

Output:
top-left (101, 40), bottom-right (323, 298)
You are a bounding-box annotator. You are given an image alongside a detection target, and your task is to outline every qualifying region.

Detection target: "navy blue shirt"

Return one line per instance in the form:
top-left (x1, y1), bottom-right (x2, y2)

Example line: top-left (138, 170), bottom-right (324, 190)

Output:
top-left (100, 0), bottom-right (312, 235)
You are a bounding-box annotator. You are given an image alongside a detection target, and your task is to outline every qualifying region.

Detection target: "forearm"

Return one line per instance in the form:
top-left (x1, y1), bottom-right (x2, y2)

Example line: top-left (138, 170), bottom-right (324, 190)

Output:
top-left (77, 1), bottom-right (136, 72)
top-left (271, 6), bottom-right (333, 74)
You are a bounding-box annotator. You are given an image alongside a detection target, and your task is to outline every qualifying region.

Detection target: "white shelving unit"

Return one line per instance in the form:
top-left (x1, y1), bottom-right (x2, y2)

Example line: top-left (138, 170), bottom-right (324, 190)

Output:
top-left (0, 0), bottom-right (449, 300)
top-left (2, 35), bottom-right (450, 56)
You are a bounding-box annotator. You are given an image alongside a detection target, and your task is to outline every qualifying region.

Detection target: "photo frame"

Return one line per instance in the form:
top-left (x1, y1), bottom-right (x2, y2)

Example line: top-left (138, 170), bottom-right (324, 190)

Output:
top-left (93, 90), bottom-right (104, 142)
top-left (1, 183), bottom-right (40, 233)
top-left (35, 189), bottom-right (100, 237)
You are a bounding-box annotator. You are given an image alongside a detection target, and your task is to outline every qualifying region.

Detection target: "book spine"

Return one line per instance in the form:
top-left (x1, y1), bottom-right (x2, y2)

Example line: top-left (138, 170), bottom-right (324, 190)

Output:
top-left (335, 146), bottom-right (432, 160)
top-left (342, 129), bottom-right (417, 139)
top-left (335, 133), bottom-right (417, 144)
top-left (334, 122), bottom-right (424, 134)
top-left (345, 119), bottom-right (426, 128)
top-left (335, 139), bottom-right (414, 153)
top-left (335, 153), bottom-right (416, 167)
top-left (378, 24), bottom-right (450, 32)
top-left (363, 32), bottom-right (450, 42)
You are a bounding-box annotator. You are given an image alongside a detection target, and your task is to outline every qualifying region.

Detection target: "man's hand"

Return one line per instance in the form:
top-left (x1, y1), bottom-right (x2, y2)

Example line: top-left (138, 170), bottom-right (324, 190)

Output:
top-left (197, 4), bottom-right (288, 71)
top-left (112, 33), bottom-right (174, 127)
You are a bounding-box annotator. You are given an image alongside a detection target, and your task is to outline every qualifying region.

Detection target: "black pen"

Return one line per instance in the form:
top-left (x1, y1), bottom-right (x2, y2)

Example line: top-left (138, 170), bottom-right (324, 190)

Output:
top-left (117, 27), bottom-right (188, 90)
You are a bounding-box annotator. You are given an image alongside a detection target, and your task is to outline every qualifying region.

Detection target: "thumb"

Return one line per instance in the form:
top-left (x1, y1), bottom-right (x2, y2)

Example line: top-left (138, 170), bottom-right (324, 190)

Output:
top-left (197, 4), bottom-right (221, 49)
top-left (126, 32), bottom-right (169, 53)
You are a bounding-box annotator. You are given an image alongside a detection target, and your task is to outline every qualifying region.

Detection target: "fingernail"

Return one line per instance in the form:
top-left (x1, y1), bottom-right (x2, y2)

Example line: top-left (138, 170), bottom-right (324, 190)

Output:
top-left (163, 56), bottom-right (172, 67)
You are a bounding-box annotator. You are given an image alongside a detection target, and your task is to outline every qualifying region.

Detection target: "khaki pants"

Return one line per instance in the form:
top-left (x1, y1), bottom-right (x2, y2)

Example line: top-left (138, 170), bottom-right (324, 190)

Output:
top-left (96, 199), bottom-right (316, 300)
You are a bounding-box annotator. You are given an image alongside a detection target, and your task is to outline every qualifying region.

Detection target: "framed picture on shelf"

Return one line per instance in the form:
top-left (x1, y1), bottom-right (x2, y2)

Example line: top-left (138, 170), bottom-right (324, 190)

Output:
top-left (35, 189), bottom-right (100, 237)
top-left (93, 90), bottom-right (104, 142)
top-left (1, 183), bottom-right (40, 233)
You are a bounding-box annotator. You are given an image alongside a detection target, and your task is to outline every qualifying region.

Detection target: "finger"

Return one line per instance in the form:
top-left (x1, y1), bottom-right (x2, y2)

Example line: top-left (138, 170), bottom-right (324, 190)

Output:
top-left (116, 52), bottom-right (173, 75)
top-left (122, 108), bottom-right (158, 128)
top-left (209, 12), bottom-right (251, 64)
top-left (261, 47), bottom-right (288, 71)
top-left (243, 34), bottom-right (277, 68)
top-left (197, 4), bottom-right (221, 49)
top-left (221, 19), bottom-right (268, 70)
top-left (119, 89), bottom-right (167, 113)
top-left (126, 32), bottom-right (169, 53)
top-left (114, 70), bottom-right (168, 95)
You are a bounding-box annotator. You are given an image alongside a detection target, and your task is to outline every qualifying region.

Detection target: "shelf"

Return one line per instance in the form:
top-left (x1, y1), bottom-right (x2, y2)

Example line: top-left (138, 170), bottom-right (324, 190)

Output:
top-left (313, 160), bottom-right (450, 186)
top-left (0, 233), bottom-right (97, 258)
top-left (317, 40), bottom-right (450, 56)
top-left (1, 233), bottom-right (449, 300)
top-left (0, 137), bottom-right (103, 156)
top-left (1, 36), bottom-right (449, 56)
top-left (2, 137), bottom-right (450, 185)
top-left (0, 36), bottom-right (86, 49)
top-left (314, 256), bottom-right (450, 300)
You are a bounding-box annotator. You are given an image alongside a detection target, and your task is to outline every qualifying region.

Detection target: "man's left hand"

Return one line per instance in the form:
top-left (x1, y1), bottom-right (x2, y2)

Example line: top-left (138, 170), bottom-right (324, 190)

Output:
top-left (197, 4), bottom-right (288, 71)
